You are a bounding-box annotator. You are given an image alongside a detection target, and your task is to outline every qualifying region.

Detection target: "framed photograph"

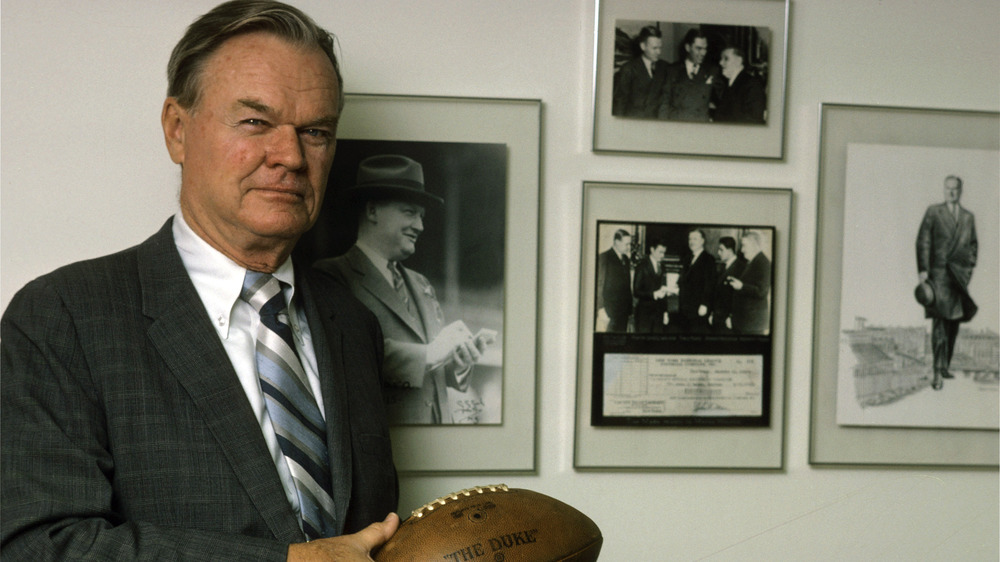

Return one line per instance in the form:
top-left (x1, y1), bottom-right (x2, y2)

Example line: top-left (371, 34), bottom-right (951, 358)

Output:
top-left (296, 94), bottom-right (541, 473)
top-left (592, 0), bottom-right (789, 159)
top-left (810, 103), bottom-right (999, 467)
top-left (575, 182), bottom-right (792, 469)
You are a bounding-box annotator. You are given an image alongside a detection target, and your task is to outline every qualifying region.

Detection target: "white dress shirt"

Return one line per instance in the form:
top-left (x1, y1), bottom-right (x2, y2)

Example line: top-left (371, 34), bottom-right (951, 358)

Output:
top-left (685, 59), bottom-right (699, 78)
top-left (172, 213), bottom-right (325, 521)
top-left (642, 56), bottom-right (655, 78)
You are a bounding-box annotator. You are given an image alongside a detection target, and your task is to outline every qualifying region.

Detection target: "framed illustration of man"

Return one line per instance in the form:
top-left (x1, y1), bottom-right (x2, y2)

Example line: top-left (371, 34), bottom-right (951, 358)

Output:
top-left (835, 144), bottom-right (998, 430)
top-left (810, 103), bottom-right (999, 468)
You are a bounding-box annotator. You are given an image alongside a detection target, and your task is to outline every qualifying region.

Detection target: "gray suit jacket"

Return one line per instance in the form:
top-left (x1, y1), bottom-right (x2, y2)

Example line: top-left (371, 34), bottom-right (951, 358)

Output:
top-left (317, 246), bottom-right (466, 425)
top-left (1, 219), bottom-right (397, 560)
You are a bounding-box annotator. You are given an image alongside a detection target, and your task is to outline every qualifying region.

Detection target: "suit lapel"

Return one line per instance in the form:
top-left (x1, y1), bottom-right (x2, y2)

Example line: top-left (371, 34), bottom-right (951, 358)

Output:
top-left (137, 220), bottom-right (303, 543)
top-left (400, 267), bottom-right (441, 340)
top-left (298, 268), bottom-right (352, 536)
top-left (346, 247), bottom-right (426, 340)
top-left (937, 204), bottom-right (964, 256)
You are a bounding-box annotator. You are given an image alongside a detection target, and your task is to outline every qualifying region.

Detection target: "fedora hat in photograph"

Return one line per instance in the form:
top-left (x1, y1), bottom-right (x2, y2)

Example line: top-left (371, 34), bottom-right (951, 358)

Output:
top-left (344, 154), bottom-right (444, 208)
top-left (914, 279), bottom-right (935, 307)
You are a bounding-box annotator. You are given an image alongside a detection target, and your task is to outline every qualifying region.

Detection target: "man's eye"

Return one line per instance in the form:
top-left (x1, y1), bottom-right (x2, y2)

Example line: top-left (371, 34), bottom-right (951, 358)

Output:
top-left (241, 118), bottom-right (268, 129)
top-left (301, 129), bottom-right (334, 146)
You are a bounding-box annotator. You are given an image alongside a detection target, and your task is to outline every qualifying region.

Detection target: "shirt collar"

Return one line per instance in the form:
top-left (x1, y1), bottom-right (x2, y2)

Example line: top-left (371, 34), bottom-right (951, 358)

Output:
top-left (172, 213), bottom-right (296, 337)
top-left (727, 68), bottom-right (742, 86)
top-left (355, 241), bottom-right (395, 285)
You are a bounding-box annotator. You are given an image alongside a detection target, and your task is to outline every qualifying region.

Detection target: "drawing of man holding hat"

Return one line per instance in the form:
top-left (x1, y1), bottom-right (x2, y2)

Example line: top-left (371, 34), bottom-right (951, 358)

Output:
top-left (916, 174), bottom-right (978, 391)
top-left (316, 155), bottom-right (495, 424)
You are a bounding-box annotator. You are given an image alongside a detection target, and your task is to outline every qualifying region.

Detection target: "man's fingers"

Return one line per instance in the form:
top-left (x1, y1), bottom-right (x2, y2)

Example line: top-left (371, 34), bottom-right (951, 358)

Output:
top-left (286, 513), bottom-right (400, 561)
top-left (355, 512), bottom-right (400, 551)
top-left (455, 340), bottom-right (481, 366)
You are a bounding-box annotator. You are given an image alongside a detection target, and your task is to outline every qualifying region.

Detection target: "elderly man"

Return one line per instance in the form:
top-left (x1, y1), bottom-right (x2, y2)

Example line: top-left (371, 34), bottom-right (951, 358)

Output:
top-left (729, 231), bottom-right (772, 335)
top-left (1, 2), bottom-right (398, 560)
top-left (316, 155), bottom-right (493, 425)
top-left (917, 175), bottom-right (978, 390)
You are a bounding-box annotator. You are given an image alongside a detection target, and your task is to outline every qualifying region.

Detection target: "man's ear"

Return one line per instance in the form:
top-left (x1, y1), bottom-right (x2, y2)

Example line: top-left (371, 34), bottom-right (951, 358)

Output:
top-left (161, 97), bottom-right (187, 165)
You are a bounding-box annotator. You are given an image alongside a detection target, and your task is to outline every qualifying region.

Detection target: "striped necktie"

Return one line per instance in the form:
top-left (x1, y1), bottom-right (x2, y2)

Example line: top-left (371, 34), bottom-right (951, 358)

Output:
top-left (241, 271), bottom-right (335, 540)
top-left (389, 261), bottom-right (415, 316)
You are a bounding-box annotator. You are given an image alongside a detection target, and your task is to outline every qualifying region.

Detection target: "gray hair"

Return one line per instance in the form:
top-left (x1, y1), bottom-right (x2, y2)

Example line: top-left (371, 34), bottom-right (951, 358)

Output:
top-left (741, 230), bottom-right (762, 247)
top-left (167, 0), bottom-right (343, 110)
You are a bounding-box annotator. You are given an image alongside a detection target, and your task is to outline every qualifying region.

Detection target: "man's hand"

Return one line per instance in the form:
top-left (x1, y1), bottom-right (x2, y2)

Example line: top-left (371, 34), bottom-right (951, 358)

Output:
top-left (698, 305), bottom-right (708, 317)
top-left (727, 276), bottom-right (743, 291)
top-left (287, 513), bottom-right (399, 561)
top-left (597, 308), bottom-right (610, 325)
top-left (919, 271), bottom-right (929, 283)
top-left (427, 321), bottom-right (484, 370)
top-left (427, 321), bottom-right (472, 367)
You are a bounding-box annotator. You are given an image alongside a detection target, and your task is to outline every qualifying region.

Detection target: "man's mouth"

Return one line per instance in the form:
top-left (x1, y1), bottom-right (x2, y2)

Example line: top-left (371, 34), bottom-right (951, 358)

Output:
top-left (252, 186), bottom-right (305, 201)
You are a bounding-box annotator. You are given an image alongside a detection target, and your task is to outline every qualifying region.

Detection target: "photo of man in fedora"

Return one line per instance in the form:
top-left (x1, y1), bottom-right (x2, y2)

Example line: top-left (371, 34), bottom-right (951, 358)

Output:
top-left (316, 154), bottom-right (496, 425)
top-left (917, 174), bottom-right (978, 390)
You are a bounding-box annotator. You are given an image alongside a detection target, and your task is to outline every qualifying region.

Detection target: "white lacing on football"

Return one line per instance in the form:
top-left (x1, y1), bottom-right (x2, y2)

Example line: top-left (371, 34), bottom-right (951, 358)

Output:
top-left (410, 484), bottom-right (510, 518)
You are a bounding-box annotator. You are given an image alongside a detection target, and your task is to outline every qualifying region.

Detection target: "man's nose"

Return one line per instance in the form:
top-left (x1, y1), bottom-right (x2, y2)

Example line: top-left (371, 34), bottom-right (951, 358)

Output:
top-left (267, 126), bottom-right (305, 170)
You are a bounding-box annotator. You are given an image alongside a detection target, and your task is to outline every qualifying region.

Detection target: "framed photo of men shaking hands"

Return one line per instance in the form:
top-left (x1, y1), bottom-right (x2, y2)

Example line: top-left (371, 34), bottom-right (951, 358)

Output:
top-left (592, 0), bottom-right (789, 158)
top-left (575, 182), bottom-right (792, 470)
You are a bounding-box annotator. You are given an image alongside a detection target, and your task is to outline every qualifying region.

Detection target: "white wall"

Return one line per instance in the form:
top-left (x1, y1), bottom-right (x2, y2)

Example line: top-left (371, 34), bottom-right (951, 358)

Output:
top-left (2, 1), bottom-right (998, 559)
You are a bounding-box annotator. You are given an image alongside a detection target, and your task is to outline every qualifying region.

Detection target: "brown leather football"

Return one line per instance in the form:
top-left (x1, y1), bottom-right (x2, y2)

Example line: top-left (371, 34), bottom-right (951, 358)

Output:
top-left (373, 484), bottom-right (603, 562)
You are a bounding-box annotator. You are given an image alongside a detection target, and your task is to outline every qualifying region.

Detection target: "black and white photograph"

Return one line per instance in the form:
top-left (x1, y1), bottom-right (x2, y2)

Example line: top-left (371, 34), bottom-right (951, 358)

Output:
top-left (576, 182), bottom-right (790, 469)
top-left (320, 93), bottom-right (540, 474)
top-left (590, 220), bottom-right (776, 427)
top-left (611, 20), bottom-right (771, 124)
top-left (591, 0), bottom-right (789, 158)
top-left (297, 139), bottom-right (506, 427)
top-left (835, 143), bottom-right (999, 430)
